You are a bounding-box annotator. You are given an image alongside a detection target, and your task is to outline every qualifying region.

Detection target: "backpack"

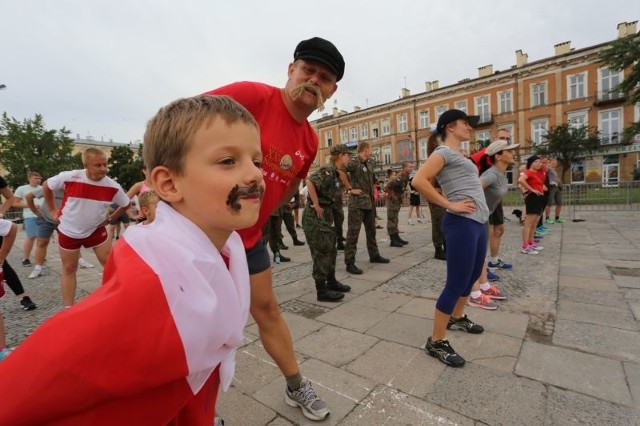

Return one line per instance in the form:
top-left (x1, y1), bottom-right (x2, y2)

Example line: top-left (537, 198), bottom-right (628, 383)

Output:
top-left (470, 148), bottom-right (493, 175)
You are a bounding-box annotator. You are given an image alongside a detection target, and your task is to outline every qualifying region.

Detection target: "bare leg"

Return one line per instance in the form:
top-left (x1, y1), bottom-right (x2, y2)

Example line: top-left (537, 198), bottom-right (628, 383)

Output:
top-left (489, 224), bottom-right (504, 258)
top-left (250, 268), bottom-right (299, 376)
top-left (59, 248), bottom-right (81, 306)
top-left (22, 237), bottom-right (36, 261)
top-left (92, 239), bottom-right (113, 266)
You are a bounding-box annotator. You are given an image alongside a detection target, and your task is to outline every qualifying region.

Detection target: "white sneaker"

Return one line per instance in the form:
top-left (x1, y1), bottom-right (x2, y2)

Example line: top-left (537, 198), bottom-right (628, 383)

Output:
top-left (78, 259), bottom-right (95, 269)
top-left (408, 219), bottom-right (415, 226)
top-left (28, 269), bottom-right (43, 279)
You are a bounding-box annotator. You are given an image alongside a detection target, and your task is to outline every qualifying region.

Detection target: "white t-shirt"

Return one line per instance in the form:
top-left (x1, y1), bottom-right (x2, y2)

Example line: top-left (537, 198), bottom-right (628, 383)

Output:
top-left (46, 169), bottom-right (129, 239)
top-left (0, 218), bottom-right (13, 237)
top-left (14, 184), bottom-right (43, 220)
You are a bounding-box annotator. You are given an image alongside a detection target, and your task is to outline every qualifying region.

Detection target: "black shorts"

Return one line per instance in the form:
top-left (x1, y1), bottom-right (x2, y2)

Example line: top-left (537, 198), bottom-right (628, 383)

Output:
top-left (246, 240), bottom-right (271, 275)
top-left (409, 193), bottom-right (421, 206)
top-left (109, 213), bottom-right (130, 225)
top-left (525, 193), bottom-right (546, 215)
top-left (488, 203), bottom-right (504, 226)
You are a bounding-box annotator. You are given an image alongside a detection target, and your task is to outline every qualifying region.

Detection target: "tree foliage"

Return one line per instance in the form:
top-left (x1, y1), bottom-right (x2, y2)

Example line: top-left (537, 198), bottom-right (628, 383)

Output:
top-left (534, 124), bottom-right (601, 183)
top-left (107, 144), bottom-right (144, 191)
top-left (599, 34), bottom-right (640, 138)
top-left (0, 113), bottom-right (82, 188)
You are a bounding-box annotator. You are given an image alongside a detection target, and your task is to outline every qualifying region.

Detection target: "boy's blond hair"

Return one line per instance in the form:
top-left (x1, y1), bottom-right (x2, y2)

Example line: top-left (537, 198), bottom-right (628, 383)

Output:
top-left (138, 190), bottom-right (159, 210)
top-left (143, 95), bottom-right (259, 175)
top-left (82, 147), bottom-right (106, 165)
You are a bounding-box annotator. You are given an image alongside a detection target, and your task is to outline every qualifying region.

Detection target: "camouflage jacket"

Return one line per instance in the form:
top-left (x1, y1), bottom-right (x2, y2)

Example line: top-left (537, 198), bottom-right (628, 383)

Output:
top-left (345, 155), bottom-right (375, 209)
top-left (385, 171), bottom-right (410, 200)
top-left (307, 164), bottom-right (342, 208)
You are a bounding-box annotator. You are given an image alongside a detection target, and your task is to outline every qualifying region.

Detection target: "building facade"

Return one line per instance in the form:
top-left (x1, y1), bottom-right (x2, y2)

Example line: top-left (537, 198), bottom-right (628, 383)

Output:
top-left (311, 21), bottom-right (640, 186)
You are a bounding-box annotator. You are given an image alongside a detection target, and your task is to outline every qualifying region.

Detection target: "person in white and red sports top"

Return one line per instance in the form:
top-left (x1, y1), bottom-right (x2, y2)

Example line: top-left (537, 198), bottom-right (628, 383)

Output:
top-left (43, 147), bottom-right (130, 307)
top-left (202, 36), bottom-right (344, 421)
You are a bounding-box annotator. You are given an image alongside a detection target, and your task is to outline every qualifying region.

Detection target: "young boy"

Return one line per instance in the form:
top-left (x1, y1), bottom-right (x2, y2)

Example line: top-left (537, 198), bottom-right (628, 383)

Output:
top-left (138, 190), bottom-right (159, 225)
top-left (0, 218), bottom-right (18, 361)
top-left (0, 95), bottom-right (265, 424)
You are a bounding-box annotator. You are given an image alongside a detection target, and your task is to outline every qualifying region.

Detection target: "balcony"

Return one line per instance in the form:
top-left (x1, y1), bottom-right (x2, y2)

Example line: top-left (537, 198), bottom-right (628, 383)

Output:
top-left (476, 113), bottom-right (494, 126)
top-left (599, 132), bottom-right (620, 146)
top-left (594, 90), bottom-right (627, 106)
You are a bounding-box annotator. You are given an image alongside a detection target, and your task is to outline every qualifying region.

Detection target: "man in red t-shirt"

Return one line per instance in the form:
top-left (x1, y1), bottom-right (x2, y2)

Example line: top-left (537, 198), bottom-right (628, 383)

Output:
top-left (203, 37), bottom-right (344, 422)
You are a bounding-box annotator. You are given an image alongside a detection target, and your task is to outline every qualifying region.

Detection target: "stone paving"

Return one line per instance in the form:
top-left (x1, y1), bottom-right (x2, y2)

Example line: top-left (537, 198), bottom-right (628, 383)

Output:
top-left (1, 208), bottom-right (639, 425)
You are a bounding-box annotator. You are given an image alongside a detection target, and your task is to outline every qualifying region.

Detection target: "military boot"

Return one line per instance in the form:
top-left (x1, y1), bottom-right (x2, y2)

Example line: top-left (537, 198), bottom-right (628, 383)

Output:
top-left (397, 234), bottom-right (409, 245)
top-left (336, 239), bottom-right (346, 251)
top-left (390, 234), bottom-right (404, 247)
top-left (274, 251), bottom-right (291, 264)
top-left (316, 280), bottom-right (345, 302)
top-left (293, 238), bottom-right (305, 246)
top-left (434, 245), bottom-right (447, 261)
top-left (327, 272), bottom-right (351, 292)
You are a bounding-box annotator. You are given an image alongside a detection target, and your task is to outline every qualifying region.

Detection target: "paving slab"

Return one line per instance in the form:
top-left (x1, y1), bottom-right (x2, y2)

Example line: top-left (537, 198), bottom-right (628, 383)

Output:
top-left (516, 341), bottom-right (632, 405)
top-left (341, 385), bottom-right (474, 426)
top-left (346, 340), bottom-right (445, 398)
top-left (396, 296), bottom-right (437, 319)
top-left (559, 264), bottom-right (612, 280)
top-left (232, 341), bottom-right (288, 395)
top-left (559, 286), bottom-right (627, 307)
top-left (315, 301), bottom-right (390, 333)
top-left (216, 386), bottom-right (277, 426)
top-left (293, 324), bottom-right (379, 367)
top-left (459, 308), bottom-right (529, 339)
top-left (545, 386), bottom-right (639, 426)
top-left (614, 275), bottom-right (640, 289)
top-left (630, 301), bottom-right (640, 321)
top-left (253, 359), bottom-right (375, 426)
top-left (445, 331), bottom-right (522, 374)
top-left (426, 363), bottom-right (547, 426)
top-left (350, 289), bottom-right (413, 312)
top-left (558, 275), bottom-right (621, 291)
top-left (554, 319), bottom-right (640, 363)
top-left (245, 311), bottom-right (324, 343)
top-left (624, 362), bottom-right (640, 410)
top-left (365, 312), bottom-right (430, 348)
top-left (557, 300), bottom-right (639, 331)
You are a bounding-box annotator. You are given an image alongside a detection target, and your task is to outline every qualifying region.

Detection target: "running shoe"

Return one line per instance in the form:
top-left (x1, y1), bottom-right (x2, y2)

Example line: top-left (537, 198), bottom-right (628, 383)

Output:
top-left (447, 314), bottom-right (484, 334)
top-left (425, 337), bottom-right (465, 367)
top-left (481, 284), bottom-right (507, 300)
top-left (284, 379), bottom-right (330, 421)
top-left (467, 294), bottom-right (498, 310)
top-left (487, 258), bottom-right (513, 270)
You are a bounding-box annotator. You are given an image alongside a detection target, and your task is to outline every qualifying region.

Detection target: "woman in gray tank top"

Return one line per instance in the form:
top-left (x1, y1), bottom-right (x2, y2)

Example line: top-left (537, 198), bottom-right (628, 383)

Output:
top-left (412, 109), bottom-right (489, 368)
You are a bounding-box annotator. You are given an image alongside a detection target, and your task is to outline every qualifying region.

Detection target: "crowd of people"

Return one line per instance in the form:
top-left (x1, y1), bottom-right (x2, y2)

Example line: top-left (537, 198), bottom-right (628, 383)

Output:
top-left (0, 36), bottom-right (570, 424)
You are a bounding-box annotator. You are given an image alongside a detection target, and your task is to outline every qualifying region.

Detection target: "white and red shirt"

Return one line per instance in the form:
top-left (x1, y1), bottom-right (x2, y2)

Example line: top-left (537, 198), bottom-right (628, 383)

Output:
top-left (204, 82), bottom-right (319, 249)
top-left (46, 169), bottom-right (130, 238)
top-left (0, 202), bottom-right (250, 424)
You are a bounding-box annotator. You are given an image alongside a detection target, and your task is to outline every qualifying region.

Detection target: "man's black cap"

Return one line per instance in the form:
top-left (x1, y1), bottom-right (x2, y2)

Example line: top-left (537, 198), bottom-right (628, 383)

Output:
top-left (294, 37), bottom-right (345, 81)
top-left (435, 109), bottom-right (480, 135)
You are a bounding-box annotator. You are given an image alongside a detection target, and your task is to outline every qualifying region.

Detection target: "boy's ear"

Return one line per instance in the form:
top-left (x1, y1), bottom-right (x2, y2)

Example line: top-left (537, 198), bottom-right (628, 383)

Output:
top-left (150, 166), bottom-right (182, 203)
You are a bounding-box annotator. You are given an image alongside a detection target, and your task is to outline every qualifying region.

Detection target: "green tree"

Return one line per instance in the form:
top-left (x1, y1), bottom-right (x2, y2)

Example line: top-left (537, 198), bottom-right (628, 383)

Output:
top-left (599, 34), bottom-right (640, 139)
top-left (107, 144), bottom-right (143, 191)
top-left (534, 124), bottom-right (601, 183)
top-left (0, 113), bottom-right (82, 188)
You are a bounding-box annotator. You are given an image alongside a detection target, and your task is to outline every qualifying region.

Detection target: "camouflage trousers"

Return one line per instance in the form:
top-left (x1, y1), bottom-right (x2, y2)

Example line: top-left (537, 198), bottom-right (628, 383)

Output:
top-left (301, 206), bottom-right (337, 282)
top-left (386, 197), bottom-right (402, 235)
top-left (428, 202), bottom-right (445, 246)
top-left (344, 207), bottom-right (379, 265)
top-left (332, 203), bottom-right (345, 242)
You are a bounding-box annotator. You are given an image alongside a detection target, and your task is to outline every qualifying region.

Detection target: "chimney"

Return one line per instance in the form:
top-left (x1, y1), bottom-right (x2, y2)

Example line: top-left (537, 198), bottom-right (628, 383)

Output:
top-left (431, 80), bottom-right (439, 90)
top-left (515, 50), bottom-right (528, 67)
top-left (332, 107), bottom-right (340, 117)
top-left (618, 21), bottom-right (638, 38)
top-left (353, 106), bottom-right (361, 112)
top-left (478, 64), bottom-right (493, 78)
top-left (401, 88), bottom-right (410, 98)
top-left (554, 41), bottom-right (572, 56)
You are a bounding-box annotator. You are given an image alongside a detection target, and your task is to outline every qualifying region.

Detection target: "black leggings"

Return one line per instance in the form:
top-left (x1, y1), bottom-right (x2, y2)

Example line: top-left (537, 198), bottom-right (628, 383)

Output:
top-left (0, 236), bottom-right (26, 296)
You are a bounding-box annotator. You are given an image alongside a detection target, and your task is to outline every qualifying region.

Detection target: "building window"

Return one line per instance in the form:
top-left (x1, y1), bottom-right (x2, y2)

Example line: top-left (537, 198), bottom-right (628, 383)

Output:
top-left (498, 90), bottom-right (513, 113)
top-left (531, 82), bottom-right (547, 107)
top-left (460, 141), bottom-right (470, 153)
top-left (568, 72), bottom-right (587, 100)
top-left (418, 110), bottom-right (430, 129)
top-left (436, 105), bottom-right (448, 120)
top-left (567, 110), bottom-right (588, 129)
top-left (360, 123), bottom-right (368, 140)
top-left (475, 130), bottom-right (491, 149)
top-left (603, 154), bottom-right (620, 187)
top-left (571, 161), bottom-right (585, 183)
top-left (325, 131), bottom-right (333, 147)
top-left (350, 126), bottom-right (358, 142)
top-left (372, 147), bottom-right (380, 165)
top-left (498, 125), bottom-right (515, 143)
top-left (598, 68), bottom-right (623, 101)
top-left (475, 95), bottom-right (491, 123)
top-left (371, 121), bottom-right (379, 138)
top-left (418, 138), bottom-right (428, 161)
top-left (382, 145), bottom-right (392, 164)
top-left (397, 113), bottom-right (408, 133)
top-left (599, 109), bottom-right (621, 145)
top-left (340, 128), bottom-right (348, 143)
top-left (531, 119), bottom-right (548, 145)
top-left (381, 119), bottom-right (391, 136)
top-left (454, 101), bottom-right (467, 113)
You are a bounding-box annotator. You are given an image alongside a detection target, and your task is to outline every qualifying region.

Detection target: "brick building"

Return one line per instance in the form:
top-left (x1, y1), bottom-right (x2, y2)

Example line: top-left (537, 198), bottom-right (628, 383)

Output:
top-left (311, 21), bottom-right (639, 186)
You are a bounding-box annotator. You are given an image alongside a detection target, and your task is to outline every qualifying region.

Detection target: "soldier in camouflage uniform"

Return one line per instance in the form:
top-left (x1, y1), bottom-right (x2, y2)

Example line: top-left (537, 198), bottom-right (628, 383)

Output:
top-left (302, 144), bottom-right (352, 302)
top-left (386, 161), bottom-right (413, 247)
top-left (339, 142), bottom-right (390, 275)
top-left (332, 184), bottom-right (346, 251)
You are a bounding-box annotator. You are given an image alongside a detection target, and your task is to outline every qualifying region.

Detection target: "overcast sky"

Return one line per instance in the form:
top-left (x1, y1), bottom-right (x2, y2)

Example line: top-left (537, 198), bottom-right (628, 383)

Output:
top-left (1, 1), bottom-right (638, 144)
